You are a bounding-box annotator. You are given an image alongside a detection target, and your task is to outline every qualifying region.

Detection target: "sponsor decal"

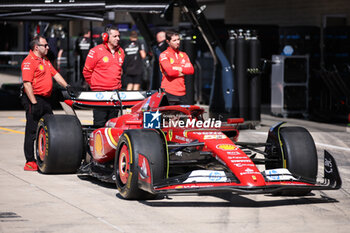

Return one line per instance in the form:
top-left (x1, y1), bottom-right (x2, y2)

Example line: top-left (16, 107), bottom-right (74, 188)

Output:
top-left (39, 64), bottom-right (44, 71)
top-left (263, 168), bottom-right (297, 181)
top-left (230, 159), bottom-right (252, 163)
top-left (228, 156), bottom-right (247, 159)
top-left (234, 163), bottom-right (255, 167)
top-left (180, 53), bottom-right (184, 57)
top-left (170, 58), bottom-right (174, 64)
top-left (102, 56), bottom-right (109, 62)
top-left (209, 171), bottom-right (224, 182)
top-left (143, 110), bottom-right (161, 129)
top-left (227, 151), bottom-right (242, 156)
top-left (240, 171), bottom-right (261, 176)
top-left (192, 131), bottom-right (221, 135)
top-left (175, 135), bottom-right (192, 143)
top-left (203, 134), bottom-right (227, 140)
top-left (96, 92), bottom-right (104, 100)
top-left (94, 132), bottom-right (104, 156)
top-left (119, 92), bottom-right (126, 100)
top-left (216, 144), bottom-right (237, 151)
top-left (183, 170), bottom-right (227, 183)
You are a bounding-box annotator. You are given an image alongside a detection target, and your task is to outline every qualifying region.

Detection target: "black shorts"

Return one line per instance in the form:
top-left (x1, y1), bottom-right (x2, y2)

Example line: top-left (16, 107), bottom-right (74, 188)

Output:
top-left (124, 74), bottom-right (143, 85)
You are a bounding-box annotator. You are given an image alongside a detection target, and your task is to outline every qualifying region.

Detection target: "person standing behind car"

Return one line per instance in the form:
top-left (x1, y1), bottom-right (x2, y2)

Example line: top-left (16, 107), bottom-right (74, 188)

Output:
top-left (21, 35), bottom-right (70, 171)
top-left (160, 31), bottom-right (194, 104)
top-left (122, 30), bottom-right (146, 91)
top-left (152, 31), bottom-right (168, 88)
top-left (83, 25), bottom-right (125, 127)
top-left (75, 28), bottom-right (97, 87)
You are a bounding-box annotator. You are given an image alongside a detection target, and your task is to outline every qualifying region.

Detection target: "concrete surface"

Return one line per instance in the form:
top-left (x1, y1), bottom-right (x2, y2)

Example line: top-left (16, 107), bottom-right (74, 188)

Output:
top-left (0, 110), bottom-right (349, 233)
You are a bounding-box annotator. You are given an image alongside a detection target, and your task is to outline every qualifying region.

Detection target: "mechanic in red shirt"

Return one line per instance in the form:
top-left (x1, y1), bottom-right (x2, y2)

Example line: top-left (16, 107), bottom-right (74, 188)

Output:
top-left (159, 31), bottom-right (194, 104)
top-left (21, 35), bottom-right (70, 171)
top-left (83, 25), bottom-right (125, 127)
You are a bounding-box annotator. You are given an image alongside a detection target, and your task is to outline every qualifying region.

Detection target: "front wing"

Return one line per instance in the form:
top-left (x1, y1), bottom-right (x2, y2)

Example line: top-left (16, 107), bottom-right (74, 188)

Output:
top-left (139, 150), bottom-right (341, 195)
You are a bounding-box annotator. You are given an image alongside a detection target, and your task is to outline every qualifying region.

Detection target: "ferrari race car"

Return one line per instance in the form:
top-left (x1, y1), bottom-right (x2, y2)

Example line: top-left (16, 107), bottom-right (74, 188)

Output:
top-left (35, 90), bottom-right (342, 199)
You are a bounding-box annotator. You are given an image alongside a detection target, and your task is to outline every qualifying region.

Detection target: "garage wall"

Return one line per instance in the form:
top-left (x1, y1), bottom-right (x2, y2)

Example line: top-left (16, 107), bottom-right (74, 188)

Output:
top-left (224, 0), bottom-right (350, 26)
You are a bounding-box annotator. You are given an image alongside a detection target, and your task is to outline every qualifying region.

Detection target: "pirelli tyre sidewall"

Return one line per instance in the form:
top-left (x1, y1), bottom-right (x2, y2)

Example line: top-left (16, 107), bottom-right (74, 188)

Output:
top-left (36, 114), bottom-right (83, 174)
top-left (115, 129), bottom-right (166, 200)
top-left (267, 126), bottom-right (318, 196)
top-left (279, 127), bottom-right (318, 183)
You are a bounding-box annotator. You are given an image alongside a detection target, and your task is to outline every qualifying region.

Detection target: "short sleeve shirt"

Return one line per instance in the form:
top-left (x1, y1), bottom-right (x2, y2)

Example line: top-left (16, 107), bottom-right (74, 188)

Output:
top-left (21, 50), bottom-right (58, 97)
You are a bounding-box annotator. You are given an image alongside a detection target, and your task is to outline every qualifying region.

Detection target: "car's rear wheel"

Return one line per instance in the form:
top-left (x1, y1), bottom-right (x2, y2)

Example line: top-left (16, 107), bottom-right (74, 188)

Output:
top-left (115, 129), bottom-right (167, 200)
top-left (36, 114), bottom-right (83, 173)
top-left (265, 126), bottom-right (318, 195)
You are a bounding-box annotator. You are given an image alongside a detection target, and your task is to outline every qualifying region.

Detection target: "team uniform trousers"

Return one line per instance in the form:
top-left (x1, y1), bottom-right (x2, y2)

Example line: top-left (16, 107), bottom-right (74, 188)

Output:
top-left (21, 94), bottom-right (53, 162)
top-left (92, 108), bottom-right (119, 128)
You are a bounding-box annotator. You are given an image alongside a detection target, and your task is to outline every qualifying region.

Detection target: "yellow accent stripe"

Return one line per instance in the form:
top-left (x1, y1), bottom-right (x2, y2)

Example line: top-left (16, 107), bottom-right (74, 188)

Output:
top-left (159, 129), bottom-right (169, 178)
top-left (81, 120), bottom-right (93, 124)
top-left (0, 127), bottom-right (25, 135)
top-left (277, 123), bottom-right (287, 168)
top-left (124, 134), bottom-right (132, 164)
top-left (107, 128), bottom-right (118, 147)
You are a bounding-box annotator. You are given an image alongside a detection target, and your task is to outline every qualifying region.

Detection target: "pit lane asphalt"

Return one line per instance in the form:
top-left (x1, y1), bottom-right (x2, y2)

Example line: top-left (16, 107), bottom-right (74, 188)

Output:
top-left (0, 110), bottom-right (349, 233)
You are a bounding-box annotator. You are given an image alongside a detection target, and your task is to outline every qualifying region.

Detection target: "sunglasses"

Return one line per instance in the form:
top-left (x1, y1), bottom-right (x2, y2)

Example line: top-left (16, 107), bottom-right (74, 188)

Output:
top-left (38, 44), bottom-right (49, 48)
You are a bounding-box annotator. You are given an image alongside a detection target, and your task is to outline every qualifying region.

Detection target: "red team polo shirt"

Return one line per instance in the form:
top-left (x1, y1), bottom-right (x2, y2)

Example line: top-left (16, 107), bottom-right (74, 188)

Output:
top-left (21, 50), bottom-right (58, 97)
top-left (83, 44), bottom-right (125, 91)
top-left (160, 46), bottom-right (194, 96)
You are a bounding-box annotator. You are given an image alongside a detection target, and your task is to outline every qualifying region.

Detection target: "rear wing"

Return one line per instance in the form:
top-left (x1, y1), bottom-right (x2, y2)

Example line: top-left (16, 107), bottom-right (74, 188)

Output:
top-left (61, 90), bottom-right (154, 115)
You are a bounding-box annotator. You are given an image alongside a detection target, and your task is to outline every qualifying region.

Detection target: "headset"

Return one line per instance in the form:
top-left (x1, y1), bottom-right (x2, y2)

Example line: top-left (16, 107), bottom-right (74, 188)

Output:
top-left (102, 32), bottom-right (109, 43)
top-left (102, 24), bottom-right (113, 43)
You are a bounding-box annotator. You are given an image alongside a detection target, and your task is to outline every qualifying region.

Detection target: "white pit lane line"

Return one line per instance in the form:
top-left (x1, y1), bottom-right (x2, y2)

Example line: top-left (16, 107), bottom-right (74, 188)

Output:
top-left (250, 131), bottom-right (350, 152)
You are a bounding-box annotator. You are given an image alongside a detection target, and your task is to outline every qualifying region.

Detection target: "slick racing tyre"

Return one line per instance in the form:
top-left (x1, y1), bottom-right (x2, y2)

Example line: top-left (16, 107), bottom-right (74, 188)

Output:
top-left (36, 114), bottom-right (83, 173)
top-left (266, 126), bottom-right (318, 195)
top-left (115, 129), bottom-right (167, 200)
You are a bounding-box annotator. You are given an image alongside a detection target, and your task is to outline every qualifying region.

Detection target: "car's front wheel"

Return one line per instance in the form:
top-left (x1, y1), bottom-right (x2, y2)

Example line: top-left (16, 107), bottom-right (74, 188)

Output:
top-left (115, 129), bottom-right (167, 200)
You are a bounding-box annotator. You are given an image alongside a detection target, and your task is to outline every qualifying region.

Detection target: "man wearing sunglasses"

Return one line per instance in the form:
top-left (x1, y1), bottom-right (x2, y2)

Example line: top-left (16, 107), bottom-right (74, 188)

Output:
top-left (21, 35), bottom-right (70, 171)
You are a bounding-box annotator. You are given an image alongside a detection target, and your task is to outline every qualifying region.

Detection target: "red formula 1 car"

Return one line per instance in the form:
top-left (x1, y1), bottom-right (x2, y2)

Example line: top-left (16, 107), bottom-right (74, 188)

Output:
top-left (35, 90), bottom-right (342, 199)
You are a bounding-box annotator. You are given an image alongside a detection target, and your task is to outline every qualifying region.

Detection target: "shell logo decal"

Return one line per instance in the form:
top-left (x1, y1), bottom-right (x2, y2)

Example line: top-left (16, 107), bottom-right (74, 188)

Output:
top-left (94, 132), bottom-right (103, 156)
top-left (216, 144), bottom-right (237, 151)
top-left (39, 64), bottom-right (44, 71)
top-left (102, 56), bottom-right (109, 63)
top-left (170, 58), bottom-right (174, 64)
